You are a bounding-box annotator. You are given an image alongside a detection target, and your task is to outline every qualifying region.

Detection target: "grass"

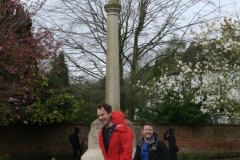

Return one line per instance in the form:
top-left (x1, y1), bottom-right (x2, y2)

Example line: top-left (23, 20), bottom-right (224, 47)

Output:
top-left (1, 151), bottom-right (240, 160)
top-left (177, 151), bottom-right (240, 160)
top-left (1, 153), bottom-right (74, 160)
top-left (178, 152), bottom-right (205, 160)
top-left (0, 154), bottom-right (10, 160)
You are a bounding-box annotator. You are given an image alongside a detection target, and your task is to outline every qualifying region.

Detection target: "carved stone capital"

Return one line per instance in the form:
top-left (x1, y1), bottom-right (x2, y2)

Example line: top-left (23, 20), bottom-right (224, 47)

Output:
top-left (104, 3), bottom-right (121, 13)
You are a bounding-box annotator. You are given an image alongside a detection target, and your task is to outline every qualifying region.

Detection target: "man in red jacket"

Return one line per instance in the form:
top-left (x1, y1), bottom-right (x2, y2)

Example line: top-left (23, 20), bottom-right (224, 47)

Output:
top-left (97, 103), bottom-right (134, 160)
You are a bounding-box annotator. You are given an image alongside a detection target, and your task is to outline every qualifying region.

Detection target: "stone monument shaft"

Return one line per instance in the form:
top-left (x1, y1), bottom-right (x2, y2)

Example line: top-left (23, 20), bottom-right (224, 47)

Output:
top-left (105, 0), bottom-right (121, 111)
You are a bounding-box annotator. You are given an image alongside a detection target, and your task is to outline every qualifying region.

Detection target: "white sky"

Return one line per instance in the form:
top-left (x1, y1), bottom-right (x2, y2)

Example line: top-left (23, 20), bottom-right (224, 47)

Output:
top-left (20, 0), bottom-right (240, 77)
top-left (20, 0), bottom-right (240, 27)
top-left (22, 0), bottom-right (240, 13)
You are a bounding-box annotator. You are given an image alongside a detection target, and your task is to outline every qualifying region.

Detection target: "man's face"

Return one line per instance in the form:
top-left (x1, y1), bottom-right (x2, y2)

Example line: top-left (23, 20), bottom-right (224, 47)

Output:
top-left (97, 107), bottom-right (112, 127)
top-left (142, 125), bottom-right (153, 141)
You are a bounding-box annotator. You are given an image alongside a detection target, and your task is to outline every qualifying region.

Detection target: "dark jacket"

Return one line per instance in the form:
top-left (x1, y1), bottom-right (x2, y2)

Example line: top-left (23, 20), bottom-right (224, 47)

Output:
top-left (164, 133), bottom-right (178, 154)
top-left (71, 133), bottom-right (80, 150)
top-left (133, 133), bottom-right (171, 160)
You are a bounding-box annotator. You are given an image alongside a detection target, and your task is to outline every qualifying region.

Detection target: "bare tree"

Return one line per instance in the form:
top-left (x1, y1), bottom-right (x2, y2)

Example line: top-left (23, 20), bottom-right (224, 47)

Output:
top-left (35, 0), bottom-right (222, 120)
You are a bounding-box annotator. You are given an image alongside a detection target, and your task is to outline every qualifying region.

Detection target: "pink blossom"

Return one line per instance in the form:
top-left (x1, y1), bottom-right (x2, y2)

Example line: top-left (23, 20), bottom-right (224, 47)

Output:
top-left (27, 106), bottom-right (32, 111)
top-left (24, 94), bottom-right (28, 99)
top-left (23, 120), bottom-right (28, 124)
top-left (8, 97), bottom-right (19, 102)
top-left (23, 86), bottom-right (30, 92)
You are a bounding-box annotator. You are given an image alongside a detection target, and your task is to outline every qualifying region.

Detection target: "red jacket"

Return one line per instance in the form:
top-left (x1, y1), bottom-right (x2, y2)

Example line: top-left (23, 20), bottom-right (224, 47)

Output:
top-left (98, 111), bottom-right (134, 160)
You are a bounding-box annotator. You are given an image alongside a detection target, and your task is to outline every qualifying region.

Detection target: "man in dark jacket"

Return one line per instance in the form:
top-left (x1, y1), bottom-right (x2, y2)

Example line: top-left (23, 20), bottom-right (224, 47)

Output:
top-left (133, 122), bottom-right (171, 160)
top-left (69, 127), bottom-right (82, 160)
top-left (164, 128), bottom-right (178, 160)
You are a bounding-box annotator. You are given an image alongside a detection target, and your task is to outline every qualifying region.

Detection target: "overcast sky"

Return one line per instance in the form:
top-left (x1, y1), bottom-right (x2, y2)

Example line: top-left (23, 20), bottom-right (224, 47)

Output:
top-left (20, 0), bottom-right (240, 21)
top-left (19, 0), bottom-right (240, 77)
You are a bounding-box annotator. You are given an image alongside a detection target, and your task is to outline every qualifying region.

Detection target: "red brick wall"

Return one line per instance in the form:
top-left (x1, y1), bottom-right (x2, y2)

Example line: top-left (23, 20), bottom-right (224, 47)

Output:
top-left (0, 122), bottom-right (240, 156)
top-left (0, 122), bottom-right (90, 156)
top-left (134, 123), bottom-right (240, 153)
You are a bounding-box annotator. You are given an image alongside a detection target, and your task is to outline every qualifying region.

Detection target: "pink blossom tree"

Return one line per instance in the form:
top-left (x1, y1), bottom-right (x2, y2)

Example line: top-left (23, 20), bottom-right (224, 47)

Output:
top-left (0, 0), bottom-right (62, 125)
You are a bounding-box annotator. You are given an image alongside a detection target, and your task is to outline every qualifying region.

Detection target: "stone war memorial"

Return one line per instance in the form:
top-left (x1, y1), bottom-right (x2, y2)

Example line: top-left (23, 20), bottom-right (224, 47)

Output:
top-left (81, 0), bottom-right (135, 159)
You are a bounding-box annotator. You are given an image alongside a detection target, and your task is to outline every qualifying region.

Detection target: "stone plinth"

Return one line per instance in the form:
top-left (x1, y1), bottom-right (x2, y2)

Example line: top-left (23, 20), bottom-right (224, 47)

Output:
top-left (81, 119), bottom-right (103, 160)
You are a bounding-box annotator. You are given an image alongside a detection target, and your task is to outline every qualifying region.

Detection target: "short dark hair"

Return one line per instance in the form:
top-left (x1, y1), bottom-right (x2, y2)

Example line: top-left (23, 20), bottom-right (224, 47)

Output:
top-left (74, 127), bottom-right (80, 132)
top-left (142, 122), bottom-right (153, 129)
top-left (97, 103), bottom-right (112, 114)
top-left (169, 128), bottom-right (174, 134)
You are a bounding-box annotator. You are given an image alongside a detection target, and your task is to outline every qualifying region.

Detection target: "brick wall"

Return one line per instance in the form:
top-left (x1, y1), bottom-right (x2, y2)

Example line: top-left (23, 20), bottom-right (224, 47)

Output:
top-left (135, 123), bottom-right (240, 152)
top-left (0, 122), bottom-right (240, 156)
top-left (0, 122), bottom-right (90, 156)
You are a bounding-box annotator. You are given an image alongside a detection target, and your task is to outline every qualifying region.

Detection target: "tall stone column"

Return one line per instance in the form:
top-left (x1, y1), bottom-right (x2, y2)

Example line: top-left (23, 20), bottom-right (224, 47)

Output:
top-left (105, 0), bottom-right (121, 111)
